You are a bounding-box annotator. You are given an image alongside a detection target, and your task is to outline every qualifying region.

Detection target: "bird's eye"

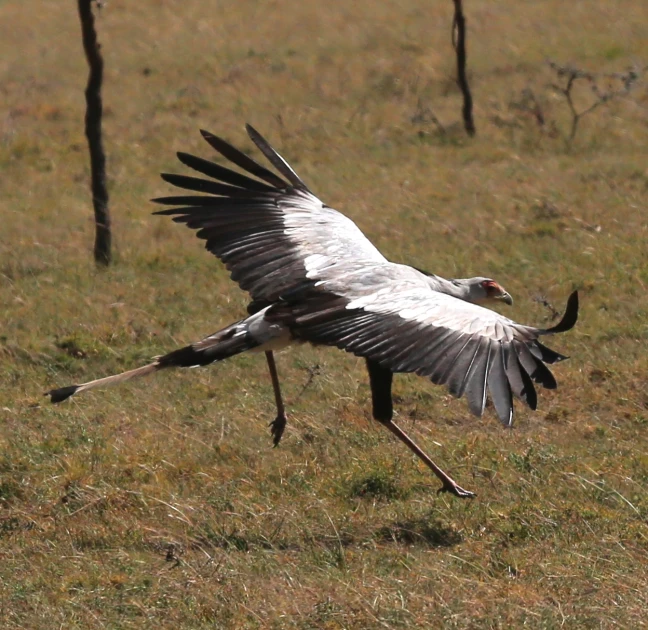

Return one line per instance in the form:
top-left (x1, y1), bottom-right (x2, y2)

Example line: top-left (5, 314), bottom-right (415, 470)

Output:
top-left (482, 280), bottom-right (501, 296)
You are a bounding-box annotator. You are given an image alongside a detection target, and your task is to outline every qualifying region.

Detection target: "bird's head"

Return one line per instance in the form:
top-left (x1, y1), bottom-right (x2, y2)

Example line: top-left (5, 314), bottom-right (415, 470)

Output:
top-left (452, 277), bottom-right (513, 306)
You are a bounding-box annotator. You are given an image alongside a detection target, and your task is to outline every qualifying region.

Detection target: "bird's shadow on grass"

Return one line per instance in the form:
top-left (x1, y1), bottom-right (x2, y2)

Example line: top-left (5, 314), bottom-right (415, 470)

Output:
top-left (374, 517), bottom-right (463, 548)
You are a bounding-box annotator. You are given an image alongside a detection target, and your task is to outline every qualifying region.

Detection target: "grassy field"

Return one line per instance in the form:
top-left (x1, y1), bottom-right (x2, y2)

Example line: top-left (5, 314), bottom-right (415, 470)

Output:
top-left (1, 0), bottom-right (648, 627)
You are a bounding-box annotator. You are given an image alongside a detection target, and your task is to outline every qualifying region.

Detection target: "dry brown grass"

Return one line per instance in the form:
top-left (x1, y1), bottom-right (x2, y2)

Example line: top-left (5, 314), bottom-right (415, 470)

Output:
top-left (1, 1), bottom-right (648, 627)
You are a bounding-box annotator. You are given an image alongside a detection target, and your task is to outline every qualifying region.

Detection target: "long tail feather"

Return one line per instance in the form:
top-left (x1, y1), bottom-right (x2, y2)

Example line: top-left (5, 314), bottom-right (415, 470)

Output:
top-left (47, 363), bottom-right (160, 403)
top-left (45, 310), bottom-right (285, 404)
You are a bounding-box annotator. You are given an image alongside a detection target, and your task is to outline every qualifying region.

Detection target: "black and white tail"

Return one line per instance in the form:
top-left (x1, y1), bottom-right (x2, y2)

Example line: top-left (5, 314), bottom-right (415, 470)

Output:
top-left (46, 308), bottom-right (289, 403)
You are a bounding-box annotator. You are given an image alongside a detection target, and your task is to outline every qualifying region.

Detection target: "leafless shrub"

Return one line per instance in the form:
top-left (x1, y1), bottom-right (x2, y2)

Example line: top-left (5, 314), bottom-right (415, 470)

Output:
top-left (509, 88), bottom-right (546, 129)
top-left (548, 60), bottom-right (645, 144)
top-left (411, 98), bottom-right (447, 136)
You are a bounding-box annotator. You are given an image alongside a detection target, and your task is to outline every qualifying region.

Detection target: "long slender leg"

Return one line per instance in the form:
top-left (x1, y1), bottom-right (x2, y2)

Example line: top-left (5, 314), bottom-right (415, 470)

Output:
top-left (266, 351), bottom-right (288, 447)
top-left (365, 359), bottom-right (475, 499)
top-left (247, 301), bottom-right (288, 447)
top-left (381, 420), bottom-right (475, 498)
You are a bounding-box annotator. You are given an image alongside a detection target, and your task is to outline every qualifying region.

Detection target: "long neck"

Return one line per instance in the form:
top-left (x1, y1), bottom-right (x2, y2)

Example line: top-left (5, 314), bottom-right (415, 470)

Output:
top-left (424, 274), bottom-right (472, 301)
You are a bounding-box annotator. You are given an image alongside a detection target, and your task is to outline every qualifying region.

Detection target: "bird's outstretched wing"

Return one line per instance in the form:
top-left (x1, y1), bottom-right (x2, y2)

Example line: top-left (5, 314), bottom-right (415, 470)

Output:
top-left (269, 285), bottom-right (579, 427)
top-left (154, 124), bottom-right (578, 426)
top-left (153, 124), bottom-right (387, 303)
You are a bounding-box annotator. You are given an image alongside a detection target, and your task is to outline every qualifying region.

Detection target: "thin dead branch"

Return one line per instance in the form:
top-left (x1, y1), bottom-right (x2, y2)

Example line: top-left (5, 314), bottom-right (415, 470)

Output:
top-left (548, 60), bottom-right (644, 144)
top-left (77, 0), bottom-right (112, 266)
top-left (411, 97), bottom-right (447, 135)
top-left (292, 364), bottom-right (321, 403)
top-left (509, 88), bottom-right (546, 128)
top-left (533, 294), bottom-right (560, 321)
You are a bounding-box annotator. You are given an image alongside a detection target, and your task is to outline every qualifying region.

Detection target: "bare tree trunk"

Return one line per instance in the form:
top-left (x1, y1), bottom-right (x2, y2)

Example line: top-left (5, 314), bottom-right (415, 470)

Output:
top-left (451, 0), bottom-right (476, 136)
top-left (77, 0), bottom-right (111, 266)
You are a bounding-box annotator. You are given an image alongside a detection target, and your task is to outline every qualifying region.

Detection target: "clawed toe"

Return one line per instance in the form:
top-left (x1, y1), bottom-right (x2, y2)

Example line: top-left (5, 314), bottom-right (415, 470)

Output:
top-left (437, 483), bottom-right (476, 499)
top-left (269, 413), bottom-right (287, 447)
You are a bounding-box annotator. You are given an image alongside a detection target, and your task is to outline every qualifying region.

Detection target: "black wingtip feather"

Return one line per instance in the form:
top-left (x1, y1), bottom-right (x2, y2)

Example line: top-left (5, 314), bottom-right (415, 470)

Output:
top-left (531, 358), bottom-right (558, 389)
top-left (520, 363), bottom-right (538, 410)
top-left (47, 385), bottom-right (79, 403)
top-left (514, 342), bottom-right (558, 390)
top-left (245, 124), bottom-right (309, 191)
top-left (199, 128), bottom-right (287, 189)
top-left (159, 173), bottom-right (264, 198)
top-left (532, 341), bottom-right (569, 364)
top-left (545, 291), bottom-right (579, 334)
top-left (503, 345), bottom-right (538, 411)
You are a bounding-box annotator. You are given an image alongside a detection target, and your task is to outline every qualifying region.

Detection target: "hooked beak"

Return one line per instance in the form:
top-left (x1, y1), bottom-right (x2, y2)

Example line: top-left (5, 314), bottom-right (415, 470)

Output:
top-left (497, 291), bottom-right (513, 306)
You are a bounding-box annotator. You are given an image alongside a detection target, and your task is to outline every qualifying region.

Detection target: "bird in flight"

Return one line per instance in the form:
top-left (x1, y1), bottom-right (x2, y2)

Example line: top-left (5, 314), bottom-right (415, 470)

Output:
top-left (47, 124), bottom-right (578, 498)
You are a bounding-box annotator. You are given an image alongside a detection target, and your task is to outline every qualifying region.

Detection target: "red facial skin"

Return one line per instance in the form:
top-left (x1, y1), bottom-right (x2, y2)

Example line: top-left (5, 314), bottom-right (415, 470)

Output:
top-left (481, 280), bottom-right (512, 304)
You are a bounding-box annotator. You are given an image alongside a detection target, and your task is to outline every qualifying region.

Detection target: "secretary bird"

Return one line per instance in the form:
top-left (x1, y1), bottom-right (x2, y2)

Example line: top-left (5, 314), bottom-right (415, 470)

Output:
top-left (47, 124), bottom-right (578, 497)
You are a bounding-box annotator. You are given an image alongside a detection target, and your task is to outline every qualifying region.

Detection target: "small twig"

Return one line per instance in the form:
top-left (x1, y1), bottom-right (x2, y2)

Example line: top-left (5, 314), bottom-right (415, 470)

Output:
top-left (451, 0), bottom-right (475, 136)
top-left (411, 97), bottom-right (447, 134)
top-left (509, 88), bottom-right (545, 128)
top-left (533, 294), bottom-right (560, 321)
top-left (292, 364), bottom-right (321, 402)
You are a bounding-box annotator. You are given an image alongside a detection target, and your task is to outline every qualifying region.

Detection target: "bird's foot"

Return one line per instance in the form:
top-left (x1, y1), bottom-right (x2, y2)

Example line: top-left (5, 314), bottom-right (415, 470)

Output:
top-left (269, 412), bottom-right (288, 447)
top-left (437, 481), bottom-right (476, 499)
